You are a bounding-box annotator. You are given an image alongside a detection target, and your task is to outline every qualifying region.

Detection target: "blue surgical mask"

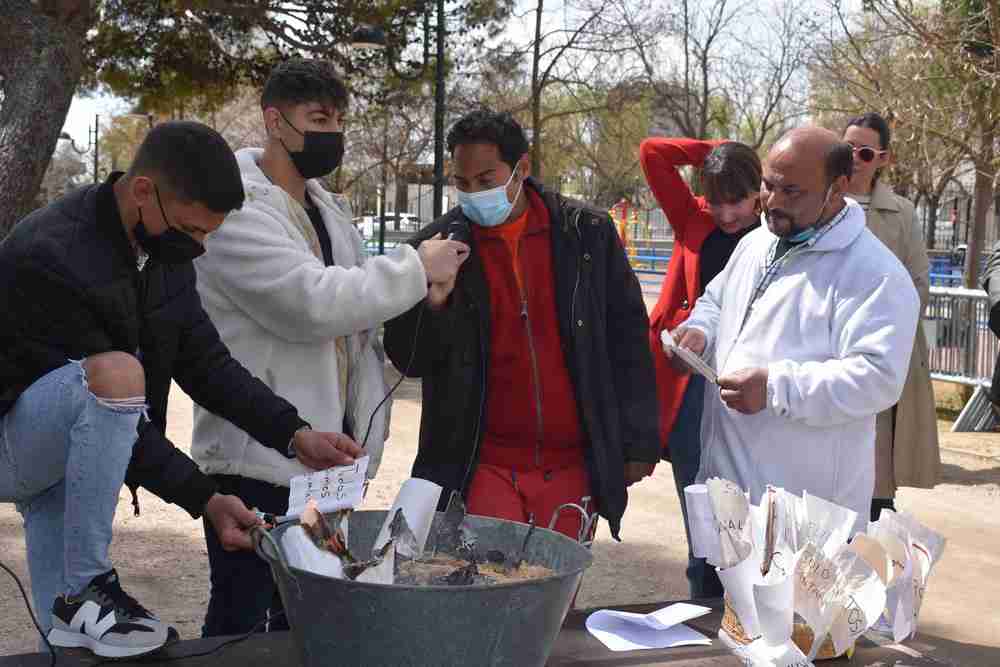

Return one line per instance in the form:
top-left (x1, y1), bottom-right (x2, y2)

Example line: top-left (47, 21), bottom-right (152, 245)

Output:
top-left (788, 185), bottom-right (832, 243)
top-left (457, 166), bottom-right (524, 227)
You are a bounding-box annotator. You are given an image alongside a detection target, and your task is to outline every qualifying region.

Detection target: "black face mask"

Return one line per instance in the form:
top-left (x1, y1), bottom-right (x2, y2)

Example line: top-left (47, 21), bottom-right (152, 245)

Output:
top-left (277, 110), bottom-right (345, 180)
top-left (134, 186), bottom-right (206, 264)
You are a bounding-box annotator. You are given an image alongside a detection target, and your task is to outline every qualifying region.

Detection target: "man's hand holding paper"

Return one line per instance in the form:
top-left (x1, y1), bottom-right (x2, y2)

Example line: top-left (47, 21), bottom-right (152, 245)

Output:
top-left (660, 327), bottom-right (716, 383)
top-left (292, 428), bottom-right (364, 470)
top-left (718, 367), bottom-right (769, 415)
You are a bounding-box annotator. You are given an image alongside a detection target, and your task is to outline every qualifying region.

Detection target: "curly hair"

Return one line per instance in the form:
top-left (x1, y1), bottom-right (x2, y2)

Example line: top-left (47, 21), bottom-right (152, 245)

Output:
top-left (446, 109), bottom-right (530, 169)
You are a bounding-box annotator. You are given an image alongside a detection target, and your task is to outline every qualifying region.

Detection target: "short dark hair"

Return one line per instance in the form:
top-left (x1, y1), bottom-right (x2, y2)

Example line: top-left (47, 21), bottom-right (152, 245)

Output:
top-left (128, 121), bottom-right (244, 213)
top-left (825, 142), bottom-right (854, 185)
top-left (260, 58), bottom-right (349, 113)
top-left (446, 109), bottom-right (530, 169)
top-left (701, 142), bottom-right (762, 205)
top-left (846, 112), bottom-right (891, 150)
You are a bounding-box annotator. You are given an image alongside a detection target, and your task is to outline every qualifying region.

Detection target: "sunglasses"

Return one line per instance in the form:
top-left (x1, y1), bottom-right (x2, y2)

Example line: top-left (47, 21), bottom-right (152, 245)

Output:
top-left (851, 145), bottom-right (888, 163)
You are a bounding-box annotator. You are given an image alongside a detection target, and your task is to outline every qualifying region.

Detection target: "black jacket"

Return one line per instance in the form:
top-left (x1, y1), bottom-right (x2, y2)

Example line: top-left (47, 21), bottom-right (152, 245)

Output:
top-left (383, 179), bottom-right (659, 538)
top-left (0, 175), bottom-right (308, 517)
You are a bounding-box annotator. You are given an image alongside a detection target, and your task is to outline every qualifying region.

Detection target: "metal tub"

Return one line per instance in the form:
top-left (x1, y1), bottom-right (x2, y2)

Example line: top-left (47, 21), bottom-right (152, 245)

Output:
top-left (255, 510), bottom-right (593, 667)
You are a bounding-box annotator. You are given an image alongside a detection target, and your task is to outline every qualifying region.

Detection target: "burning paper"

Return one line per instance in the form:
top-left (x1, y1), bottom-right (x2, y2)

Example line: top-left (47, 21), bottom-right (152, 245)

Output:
top-left (281, 525), bottom-right (345, 579)
top-left (373, 478), bottom-right (442, 558)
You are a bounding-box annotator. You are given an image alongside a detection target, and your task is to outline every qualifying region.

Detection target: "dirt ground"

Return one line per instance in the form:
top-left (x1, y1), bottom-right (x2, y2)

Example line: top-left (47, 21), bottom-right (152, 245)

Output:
top-left (2, 376), bottom-right (1000, 662)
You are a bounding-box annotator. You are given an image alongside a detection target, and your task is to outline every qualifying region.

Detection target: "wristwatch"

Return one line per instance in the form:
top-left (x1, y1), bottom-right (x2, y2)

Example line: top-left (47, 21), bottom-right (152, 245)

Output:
top-left (287, 425), bottom-right (312, 457)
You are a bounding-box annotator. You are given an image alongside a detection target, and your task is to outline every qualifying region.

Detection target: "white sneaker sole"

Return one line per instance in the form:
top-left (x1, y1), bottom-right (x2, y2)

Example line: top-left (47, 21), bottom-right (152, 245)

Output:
top-left (47, 627), bottom-right (167, 658)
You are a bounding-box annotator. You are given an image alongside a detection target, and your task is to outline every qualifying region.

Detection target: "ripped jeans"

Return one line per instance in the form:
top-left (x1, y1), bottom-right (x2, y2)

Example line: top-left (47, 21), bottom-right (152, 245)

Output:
top-left (0, 361), bottom-right (143, 632)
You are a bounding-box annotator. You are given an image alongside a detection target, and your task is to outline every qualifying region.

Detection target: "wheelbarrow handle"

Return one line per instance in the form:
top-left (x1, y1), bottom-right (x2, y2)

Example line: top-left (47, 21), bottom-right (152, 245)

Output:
top-left (252, 524), bottom-right (298, 585)
top-left (548, 499), bottom-right (599, 547)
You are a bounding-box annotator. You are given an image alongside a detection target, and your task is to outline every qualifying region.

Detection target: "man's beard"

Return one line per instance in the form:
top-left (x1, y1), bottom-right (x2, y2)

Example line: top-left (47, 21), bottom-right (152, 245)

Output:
top-left (764, 209), bottom-right (799, 239)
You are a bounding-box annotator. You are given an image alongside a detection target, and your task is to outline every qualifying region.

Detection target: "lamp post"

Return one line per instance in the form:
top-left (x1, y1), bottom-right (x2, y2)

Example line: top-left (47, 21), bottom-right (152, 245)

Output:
top-left (58, 113), bottom-right (154, 184)
top-left (432, 0), bottom-right (445, 219)
top-left (58, 114), bottom-right (99, 183)
top-left (351, 9), bottom-right (447, 221)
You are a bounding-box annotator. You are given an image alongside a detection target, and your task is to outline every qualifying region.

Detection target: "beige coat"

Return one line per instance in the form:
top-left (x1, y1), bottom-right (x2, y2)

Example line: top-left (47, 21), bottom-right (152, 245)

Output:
top-left (861, 182), bottom-right (940, 496)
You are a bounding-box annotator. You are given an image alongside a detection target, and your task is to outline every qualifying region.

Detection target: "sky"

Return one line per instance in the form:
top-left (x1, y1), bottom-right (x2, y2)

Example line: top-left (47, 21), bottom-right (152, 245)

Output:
top-left (61, 93), bottom-right (129, 148)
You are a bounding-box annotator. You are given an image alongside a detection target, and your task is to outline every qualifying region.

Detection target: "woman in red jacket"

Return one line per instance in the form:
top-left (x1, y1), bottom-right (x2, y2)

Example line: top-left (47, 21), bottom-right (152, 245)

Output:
top-left (640, 138), bottom-right (762, 598)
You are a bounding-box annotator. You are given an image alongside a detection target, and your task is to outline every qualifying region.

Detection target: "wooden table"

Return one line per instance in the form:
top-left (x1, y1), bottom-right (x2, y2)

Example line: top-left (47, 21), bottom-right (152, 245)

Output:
top-left (0, 599), bottom-right (951, 666)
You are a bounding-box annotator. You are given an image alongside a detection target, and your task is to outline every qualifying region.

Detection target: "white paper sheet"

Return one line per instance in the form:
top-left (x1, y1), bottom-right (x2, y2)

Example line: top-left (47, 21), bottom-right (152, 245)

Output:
top-left (281, 525), bottom-right (345, 579)
top-left (373, 477), bottom-right (442, 558)
top-left (801, 492), bottom-right (856, 558)
top-left (825, 545), bottom-right (887, 656)
top-left (586, 604), bottom-right (712, 652)
top-left (287, 456), bottom-right (370, 520)
top-left (741, 638), bottom-right (814, 667)
top-left (707, 478), bottom-right (754, 568)
top-left (717, 549), bottom-right (764, 639)
top-left (754, 573), bottom-right (795, 644)
top-left (661, 329), bottom-right (718, 384)
top-left (684, 484), bottom-right (721, 564)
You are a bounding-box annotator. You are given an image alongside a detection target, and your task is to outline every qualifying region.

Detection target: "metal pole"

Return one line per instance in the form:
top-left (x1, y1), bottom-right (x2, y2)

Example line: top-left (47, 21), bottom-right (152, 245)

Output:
top-left (379, 112), bottom-right (389, 255)
top-left (432, 0), bottom-right (446, 219)
top-left (92, 114), bottom-right (100, 184)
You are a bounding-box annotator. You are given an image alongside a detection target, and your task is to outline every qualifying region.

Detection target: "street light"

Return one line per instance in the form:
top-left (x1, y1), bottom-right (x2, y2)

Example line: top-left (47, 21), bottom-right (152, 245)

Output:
top-left (351, 7), bottom-right (448, 221)
top-left (58, 113), bottom-right (154, 184)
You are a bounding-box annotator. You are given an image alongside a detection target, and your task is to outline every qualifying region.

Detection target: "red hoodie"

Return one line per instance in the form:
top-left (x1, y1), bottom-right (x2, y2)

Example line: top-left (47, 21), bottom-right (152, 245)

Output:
top-left (640, 138), bottom-right (724, 454)
top-left (471, 188), bottom-right (585, 472)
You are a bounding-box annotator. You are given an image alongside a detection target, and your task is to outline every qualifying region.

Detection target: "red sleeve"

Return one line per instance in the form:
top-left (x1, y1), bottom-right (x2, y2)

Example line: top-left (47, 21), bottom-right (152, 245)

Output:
top-left (639, 138), bottom-right (724, 236)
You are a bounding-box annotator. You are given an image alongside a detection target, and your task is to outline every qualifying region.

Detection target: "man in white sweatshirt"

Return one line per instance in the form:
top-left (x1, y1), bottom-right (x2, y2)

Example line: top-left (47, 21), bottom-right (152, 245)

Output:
top-left (668, 127), bottom-right (919, 533)
top-left (192, 58), bottom-right (468, 637)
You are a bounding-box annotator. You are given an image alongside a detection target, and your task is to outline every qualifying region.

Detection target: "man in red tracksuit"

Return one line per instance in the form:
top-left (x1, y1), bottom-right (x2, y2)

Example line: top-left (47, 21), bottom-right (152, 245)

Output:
top-left (641, 137), bottom-right (762, 596)
top-left (385, 110), bottom-right (659, 541)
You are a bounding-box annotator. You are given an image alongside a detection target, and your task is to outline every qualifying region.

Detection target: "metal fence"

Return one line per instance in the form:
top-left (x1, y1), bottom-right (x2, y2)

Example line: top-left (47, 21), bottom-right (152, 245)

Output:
top-left (924, 286), bottom-right (996, 388)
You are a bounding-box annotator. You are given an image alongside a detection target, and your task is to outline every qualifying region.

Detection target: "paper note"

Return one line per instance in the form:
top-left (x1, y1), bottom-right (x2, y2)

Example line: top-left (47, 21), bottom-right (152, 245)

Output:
top-left (717, 549), bottom-right (764, 639)
top-left (800, 492), bottom-right (856, 558)
top-left (287, 456), bottom-right (370, 520)
top-left (754, 574), bottom-right (795, 645)
top-left (661, 329), bottom-right (718, 384)
top-left (706, 478), bottom-right (753, 568)
top-left (684, 484), bottom-right (721, 564)
top-left (586, 604), bottom-right (712, 652)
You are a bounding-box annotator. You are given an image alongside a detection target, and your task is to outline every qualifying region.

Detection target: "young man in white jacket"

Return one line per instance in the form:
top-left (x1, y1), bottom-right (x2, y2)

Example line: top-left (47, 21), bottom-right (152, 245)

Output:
top-left (192, 59), bottom-right (468, 637)
top-left (667, 127), bottom-right (919, 534)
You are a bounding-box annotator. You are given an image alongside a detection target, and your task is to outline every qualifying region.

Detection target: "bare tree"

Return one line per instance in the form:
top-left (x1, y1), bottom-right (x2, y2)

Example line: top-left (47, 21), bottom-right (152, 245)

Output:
top-left (809, 0), bottom-right (1000, 285)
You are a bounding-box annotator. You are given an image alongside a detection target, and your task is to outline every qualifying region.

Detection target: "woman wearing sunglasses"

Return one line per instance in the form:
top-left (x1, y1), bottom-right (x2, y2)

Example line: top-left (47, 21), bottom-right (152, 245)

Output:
top-left (843, 112), bottom-right (940, 522)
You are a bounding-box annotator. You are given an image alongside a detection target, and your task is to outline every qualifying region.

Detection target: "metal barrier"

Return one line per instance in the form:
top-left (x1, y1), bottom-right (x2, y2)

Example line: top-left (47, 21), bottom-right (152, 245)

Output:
top-left (627, 258), bottom-right (998, 391)
top-left (924, 286), bottom-right (996, 388)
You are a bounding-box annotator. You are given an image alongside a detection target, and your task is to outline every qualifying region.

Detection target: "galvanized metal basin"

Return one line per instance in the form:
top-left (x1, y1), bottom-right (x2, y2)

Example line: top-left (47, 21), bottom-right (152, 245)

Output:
top-left (255, 510), bottom-right (593, 667)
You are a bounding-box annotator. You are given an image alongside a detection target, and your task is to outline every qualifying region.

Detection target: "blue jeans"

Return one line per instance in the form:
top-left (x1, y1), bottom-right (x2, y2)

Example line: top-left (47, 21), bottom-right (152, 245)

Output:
top-left (0, 361), bottom-right (143, 633)
top-left (668, 375), bottom-right (723, 599)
